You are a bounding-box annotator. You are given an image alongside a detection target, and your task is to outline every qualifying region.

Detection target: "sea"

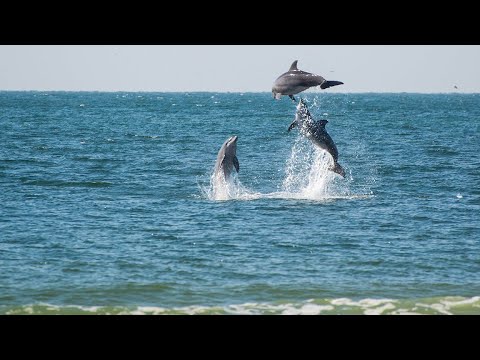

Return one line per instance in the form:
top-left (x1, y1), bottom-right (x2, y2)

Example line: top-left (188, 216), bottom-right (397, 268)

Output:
top-left (1, 91), bottom-right (479, 315)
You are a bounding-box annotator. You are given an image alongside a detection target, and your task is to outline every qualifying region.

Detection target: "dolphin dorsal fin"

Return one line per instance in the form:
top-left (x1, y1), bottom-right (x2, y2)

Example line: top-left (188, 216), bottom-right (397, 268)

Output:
top-left (289, 60), bottom-right (298, 71)
top-left (318, 120), bottom-right (328, 128)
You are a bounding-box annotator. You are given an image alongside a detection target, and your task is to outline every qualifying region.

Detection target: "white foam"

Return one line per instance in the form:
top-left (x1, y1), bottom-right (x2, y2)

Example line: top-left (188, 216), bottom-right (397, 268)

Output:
top-left (282, 304), bottom-right (334, 315)
top-left (131, 306), bottom-right (167, 315)
top-left (391, 309), bottom-right (421, 315)
top-left (139, 306), bottom-right (166, 313)
top-left (414, 296), bottom-right (480, 315)
top-left (19, 306), bottom-right (33, 315)
top-left (330, 298), bottom-right (354, 306)
top-left (442, 296), bottom-right (480, 307)
top-left (363, 303), bottom-right (396, 315)
top-left (4, 296), bottom-right (480, 314)
top-left (416, 302), bottom-right (451, 315)
top-left (330, 297), bottom-right (399, 315)
top-left (205, 170), bottom-right (259, 201)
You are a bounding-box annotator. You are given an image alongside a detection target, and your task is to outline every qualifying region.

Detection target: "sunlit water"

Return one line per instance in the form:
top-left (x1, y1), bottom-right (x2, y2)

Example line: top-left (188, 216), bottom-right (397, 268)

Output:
top-left (1, 92), bottom-right (479, 314)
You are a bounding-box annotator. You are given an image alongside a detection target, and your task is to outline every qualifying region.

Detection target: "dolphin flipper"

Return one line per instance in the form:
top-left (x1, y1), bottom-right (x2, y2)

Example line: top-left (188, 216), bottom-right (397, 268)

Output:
top-left (317, 120), bottom-right (328, 128)
top-left (288, 120), bottom-right (297, 132)
top-left (288, 95), bottom-right (297, 103)
top-left (233, 156), bottom-right (239, 173)
top-left (320, 80), bottom-right (344, 89)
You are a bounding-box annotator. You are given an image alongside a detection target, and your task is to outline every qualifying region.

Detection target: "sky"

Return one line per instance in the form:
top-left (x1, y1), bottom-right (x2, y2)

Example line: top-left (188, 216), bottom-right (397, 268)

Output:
top-left (1, 45), bottom-right (480, 93)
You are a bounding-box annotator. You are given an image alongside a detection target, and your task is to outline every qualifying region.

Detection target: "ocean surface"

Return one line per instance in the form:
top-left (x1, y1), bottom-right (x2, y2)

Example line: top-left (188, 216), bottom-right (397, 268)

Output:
top-left (1, 91), bottom-right (479, 315)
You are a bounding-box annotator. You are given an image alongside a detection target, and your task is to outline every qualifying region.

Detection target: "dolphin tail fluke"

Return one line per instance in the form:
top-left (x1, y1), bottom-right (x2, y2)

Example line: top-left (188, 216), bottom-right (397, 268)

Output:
top-left (331, 162), bottom-right (345, 178)
top-left (320, 80), bottom-right (344, 89)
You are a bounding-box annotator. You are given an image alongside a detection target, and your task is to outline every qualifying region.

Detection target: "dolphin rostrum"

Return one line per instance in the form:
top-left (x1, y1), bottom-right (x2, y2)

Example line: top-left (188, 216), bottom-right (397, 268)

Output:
top-left (288, 99), bottom-right (345, 178)
top-left (214, 135), bottom-right (239, 180)
top-left (272, 60), bottom-right (344, 102)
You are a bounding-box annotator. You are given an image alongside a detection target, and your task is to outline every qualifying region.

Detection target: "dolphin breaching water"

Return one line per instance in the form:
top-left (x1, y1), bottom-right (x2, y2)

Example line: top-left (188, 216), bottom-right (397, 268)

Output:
top-left (272, 60), bottom-right (344, 101)
top-left (214, 135), bottom-right (240, 180)
top-left (288, 99), bottom-right (345, 178)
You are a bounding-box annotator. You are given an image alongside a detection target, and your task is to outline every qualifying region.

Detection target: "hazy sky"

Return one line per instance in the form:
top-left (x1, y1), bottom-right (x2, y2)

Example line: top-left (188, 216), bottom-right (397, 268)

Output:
top-left (1, 45), bottom-right (479, 93)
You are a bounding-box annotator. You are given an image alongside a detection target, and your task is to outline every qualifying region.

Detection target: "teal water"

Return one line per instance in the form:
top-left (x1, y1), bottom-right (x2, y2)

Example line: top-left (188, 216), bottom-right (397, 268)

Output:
top-left (1, 91), bottom-right (479, 315)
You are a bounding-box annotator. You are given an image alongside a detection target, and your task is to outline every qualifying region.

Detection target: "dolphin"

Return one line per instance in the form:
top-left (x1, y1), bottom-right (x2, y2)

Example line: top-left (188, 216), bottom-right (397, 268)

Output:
top-left (288, 99), bottom-right (345, 178)
top-left (272, 60), bottom-right (344, 102)
top-left (214, 135), bottom-right (239, 180)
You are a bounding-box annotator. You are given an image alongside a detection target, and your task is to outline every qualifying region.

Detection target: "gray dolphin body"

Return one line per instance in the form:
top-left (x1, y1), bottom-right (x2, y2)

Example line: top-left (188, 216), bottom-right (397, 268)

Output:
top-left (288, 99), bottom-right (345, 178)
top-left (214, 135), bottom-right (239, 179)
top-left (272, 60), bottom-right (343, 100)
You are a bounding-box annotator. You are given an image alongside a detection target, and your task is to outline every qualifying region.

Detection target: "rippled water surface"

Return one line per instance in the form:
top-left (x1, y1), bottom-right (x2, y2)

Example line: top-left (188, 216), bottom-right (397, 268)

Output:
top-left (1, 92), bottom-right (479, 314)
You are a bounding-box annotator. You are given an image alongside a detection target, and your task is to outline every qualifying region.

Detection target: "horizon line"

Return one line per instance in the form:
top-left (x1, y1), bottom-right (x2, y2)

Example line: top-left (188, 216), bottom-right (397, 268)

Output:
top-left (0, 90), bottom-right (477, 95)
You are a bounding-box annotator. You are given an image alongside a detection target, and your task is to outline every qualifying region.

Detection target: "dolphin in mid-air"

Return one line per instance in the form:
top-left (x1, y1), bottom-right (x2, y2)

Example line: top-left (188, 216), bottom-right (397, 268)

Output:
top-left (288, 99), bottom-right (345, 178)
top-left (272, 60), bottom-right (344, 102)
top-left (214, 135), bottom-right (239, 180)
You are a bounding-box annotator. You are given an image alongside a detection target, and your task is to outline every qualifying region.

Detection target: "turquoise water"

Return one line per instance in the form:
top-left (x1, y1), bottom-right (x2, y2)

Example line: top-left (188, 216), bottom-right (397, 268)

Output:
top-left (1, 91), bottom-right (479, 315)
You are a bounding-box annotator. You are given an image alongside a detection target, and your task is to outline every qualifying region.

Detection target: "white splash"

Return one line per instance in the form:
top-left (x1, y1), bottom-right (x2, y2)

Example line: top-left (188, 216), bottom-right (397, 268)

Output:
top-left (200, 120), bottom-right (375, 202)
top-left (199, 134), bottom-right (373, 202)
top-left (281, 135), bottom-right (351, 201)
top-left (206, 170), bottom-right (259, 201)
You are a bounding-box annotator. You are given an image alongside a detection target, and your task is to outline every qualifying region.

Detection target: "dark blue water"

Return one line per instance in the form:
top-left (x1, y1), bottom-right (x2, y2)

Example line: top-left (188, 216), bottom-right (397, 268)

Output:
top-left (1, 92), bottom-right (479, 314)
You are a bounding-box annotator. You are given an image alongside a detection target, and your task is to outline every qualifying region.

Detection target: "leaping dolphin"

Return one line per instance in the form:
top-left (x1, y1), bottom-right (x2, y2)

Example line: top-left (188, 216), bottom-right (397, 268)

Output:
top-left (214, 135), bottom-right (239, 180)
top-left (272, 60), bottom-right (344, 102)
top-left (289, 99), bottom-right (345, 178)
